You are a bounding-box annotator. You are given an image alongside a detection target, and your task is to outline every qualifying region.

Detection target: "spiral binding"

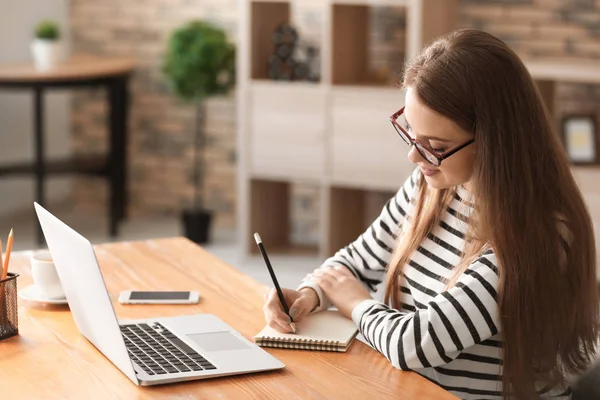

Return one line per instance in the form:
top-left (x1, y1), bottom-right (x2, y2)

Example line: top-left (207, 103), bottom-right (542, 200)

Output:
top-left (256, 336), bottom-right (345, 352)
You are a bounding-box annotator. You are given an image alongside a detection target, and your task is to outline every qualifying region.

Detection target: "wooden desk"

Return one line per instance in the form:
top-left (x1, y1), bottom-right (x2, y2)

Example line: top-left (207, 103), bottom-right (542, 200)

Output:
top-left (0, 55), bottom-right (135, 244)
top-left (0, 238), bottom-right (456, 399)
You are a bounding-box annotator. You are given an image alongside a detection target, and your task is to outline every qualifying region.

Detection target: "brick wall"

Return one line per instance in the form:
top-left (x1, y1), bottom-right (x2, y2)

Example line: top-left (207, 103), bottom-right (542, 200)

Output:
top-left (460, 0), bottom-right (600, 164)
top-left (70, 0), bottom-right (600, 243)
top-left (70, 0), bottom-right (239, 230)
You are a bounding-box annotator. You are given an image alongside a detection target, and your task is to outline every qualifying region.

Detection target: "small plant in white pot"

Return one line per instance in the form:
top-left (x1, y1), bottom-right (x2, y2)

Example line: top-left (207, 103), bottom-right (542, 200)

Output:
top-left (31, 20), bottom-right (63, 71)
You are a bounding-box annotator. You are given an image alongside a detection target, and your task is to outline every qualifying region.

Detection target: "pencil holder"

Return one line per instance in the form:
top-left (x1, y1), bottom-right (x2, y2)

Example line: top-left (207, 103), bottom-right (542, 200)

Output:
top-left (0, 273), bottom-right (19, 340)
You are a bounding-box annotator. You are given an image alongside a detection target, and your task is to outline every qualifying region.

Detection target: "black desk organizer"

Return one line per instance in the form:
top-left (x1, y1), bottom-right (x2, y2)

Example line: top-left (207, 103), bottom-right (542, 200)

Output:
top-left (0, 273), bottom-right (19, 340)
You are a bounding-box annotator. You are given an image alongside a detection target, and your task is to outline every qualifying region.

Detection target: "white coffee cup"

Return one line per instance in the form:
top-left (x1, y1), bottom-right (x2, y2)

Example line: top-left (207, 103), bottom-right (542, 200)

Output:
top-left (31, 251), bottom-right (65, 299)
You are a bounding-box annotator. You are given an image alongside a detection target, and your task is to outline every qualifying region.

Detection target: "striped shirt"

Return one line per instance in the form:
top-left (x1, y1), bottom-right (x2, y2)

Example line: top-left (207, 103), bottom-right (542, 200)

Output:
top-left (299, 168), bottom-right (570, 399)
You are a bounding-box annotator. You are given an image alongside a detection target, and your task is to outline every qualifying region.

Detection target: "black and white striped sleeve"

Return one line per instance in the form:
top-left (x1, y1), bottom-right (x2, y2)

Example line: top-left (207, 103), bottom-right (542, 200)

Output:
top-left (351, 253), bottom-right (500, 370)
top-left (298, 168), bottom-right (421, 312)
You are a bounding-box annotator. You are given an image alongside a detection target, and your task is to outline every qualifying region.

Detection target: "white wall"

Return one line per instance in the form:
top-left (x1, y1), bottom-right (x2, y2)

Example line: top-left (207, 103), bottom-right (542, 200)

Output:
top-left (0, 0), bottom-right (71, 217)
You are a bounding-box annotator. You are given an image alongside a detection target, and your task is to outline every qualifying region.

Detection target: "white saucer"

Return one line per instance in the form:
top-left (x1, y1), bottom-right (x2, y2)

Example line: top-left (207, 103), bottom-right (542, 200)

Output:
top-left (18, 285), bottom-right (68, 305)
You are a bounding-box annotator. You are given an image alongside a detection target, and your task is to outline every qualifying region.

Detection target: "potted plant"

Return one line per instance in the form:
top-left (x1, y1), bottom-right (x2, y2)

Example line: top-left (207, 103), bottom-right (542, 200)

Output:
top-left (163, 20), bottom-right (235, 244)
top-left (31, 19), bottom-right (63, 71)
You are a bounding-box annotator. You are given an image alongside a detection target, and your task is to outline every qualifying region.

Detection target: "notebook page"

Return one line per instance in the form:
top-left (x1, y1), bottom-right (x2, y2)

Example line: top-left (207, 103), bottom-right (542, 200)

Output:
top-left (255, 310), bottom-right (358, 345)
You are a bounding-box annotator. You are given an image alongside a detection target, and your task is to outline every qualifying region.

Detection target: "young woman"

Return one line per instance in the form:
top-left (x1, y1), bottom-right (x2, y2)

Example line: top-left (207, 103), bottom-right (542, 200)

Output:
top-left (262, 29), bottom-right (599, 399)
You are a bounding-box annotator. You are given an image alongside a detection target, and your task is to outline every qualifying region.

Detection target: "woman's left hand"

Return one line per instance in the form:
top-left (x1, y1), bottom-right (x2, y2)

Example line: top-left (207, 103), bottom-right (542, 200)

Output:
top-left (310, 265), bottom-right (372, 318)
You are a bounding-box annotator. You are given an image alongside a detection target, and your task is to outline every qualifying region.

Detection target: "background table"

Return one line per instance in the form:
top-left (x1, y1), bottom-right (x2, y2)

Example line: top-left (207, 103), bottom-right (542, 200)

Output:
top-left (0, 55), bottom-right (135, 244)
top-left (0, 237), bottom-right (457, 399)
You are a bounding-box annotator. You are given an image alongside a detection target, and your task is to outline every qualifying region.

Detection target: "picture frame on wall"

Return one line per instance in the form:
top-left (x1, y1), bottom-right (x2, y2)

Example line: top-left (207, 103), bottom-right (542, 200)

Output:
top-left (561, 114), bottom-right (598, 165)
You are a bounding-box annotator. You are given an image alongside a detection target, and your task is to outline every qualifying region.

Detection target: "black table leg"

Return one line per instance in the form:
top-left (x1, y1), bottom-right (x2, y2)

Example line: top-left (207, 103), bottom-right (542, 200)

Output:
top-left (120, 76), bottom-right (129, 221)
top-left (34, 86), bottom-right (46, 245)
top-left (108, 77), bottom-right (128, 237)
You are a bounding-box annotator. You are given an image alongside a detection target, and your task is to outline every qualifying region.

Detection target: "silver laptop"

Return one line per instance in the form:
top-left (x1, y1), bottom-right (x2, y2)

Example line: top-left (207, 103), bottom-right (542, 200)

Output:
top-left (34, 202), bottom-right (284, 386)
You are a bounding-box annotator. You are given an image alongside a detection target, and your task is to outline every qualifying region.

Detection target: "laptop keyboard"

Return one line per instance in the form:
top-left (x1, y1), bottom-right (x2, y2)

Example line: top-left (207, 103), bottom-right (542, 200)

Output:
top-left (120, 322), bottom-right (217, 376)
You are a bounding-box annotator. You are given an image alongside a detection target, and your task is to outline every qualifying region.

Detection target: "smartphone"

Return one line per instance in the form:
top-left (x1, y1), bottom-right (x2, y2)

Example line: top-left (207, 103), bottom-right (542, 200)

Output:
top-left (118, 290), bottom-right (200, 305)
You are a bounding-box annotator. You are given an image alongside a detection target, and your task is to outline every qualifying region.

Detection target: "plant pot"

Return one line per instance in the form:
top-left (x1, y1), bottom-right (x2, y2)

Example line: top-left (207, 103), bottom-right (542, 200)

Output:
top-left (182, 209), bottom-right (213, 244)
top-left (30, 39), bottom-right (63, 71)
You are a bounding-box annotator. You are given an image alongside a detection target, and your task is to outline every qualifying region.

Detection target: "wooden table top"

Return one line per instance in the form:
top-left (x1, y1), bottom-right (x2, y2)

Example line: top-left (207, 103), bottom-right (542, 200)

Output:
top-left (0, 237), bottom-right (456, 399)
top-left (0, 55), bottom-right (135, 83)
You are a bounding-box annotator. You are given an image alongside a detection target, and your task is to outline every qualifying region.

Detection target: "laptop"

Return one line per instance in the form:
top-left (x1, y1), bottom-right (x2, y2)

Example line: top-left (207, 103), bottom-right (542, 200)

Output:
top-left (34, 202), bottom-right (285, 386)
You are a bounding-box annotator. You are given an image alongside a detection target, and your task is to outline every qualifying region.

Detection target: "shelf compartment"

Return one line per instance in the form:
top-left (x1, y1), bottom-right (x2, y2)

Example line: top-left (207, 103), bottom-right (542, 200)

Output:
top-left (330, 88), bottom-right (414, 191)
top-left (331, 3), bottom-right (408, 86)
top-left (249, 83), bottom-right (326, 180)
top-left (251, 1), bottom-right (291, 80)
top-left (248, 178), bottom-right (321, 256)
top-left (249, 178), bottom-right (291, 253)
top-left (327, 186), bottom-right (397, 257)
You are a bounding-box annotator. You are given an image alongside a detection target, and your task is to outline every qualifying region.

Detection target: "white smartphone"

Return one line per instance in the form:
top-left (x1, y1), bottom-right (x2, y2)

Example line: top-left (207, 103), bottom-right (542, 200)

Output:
top-left (118, 290), bottom-right (200, 305)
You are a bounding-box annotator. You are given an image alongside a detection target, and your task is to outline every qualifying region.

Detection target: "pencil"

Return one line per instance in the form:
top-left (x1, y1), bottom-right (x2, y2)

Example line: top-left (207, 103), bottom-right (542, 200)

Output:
top-left (0, 239), bottom-right (4, 317)
top-left (1, 229), bottom-right (13, 280)
top-left (254, 233), bottom-right (296, 333)
top-left (0, 239), bottom-right (3, 281)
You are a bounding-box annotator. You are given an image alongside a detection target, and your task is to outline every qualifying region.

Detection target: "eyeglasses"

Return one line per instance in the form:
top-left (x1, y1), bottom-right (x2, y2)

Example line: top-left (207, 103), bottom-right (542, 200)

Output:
top-left (390, 106), bottom-right (475, 167)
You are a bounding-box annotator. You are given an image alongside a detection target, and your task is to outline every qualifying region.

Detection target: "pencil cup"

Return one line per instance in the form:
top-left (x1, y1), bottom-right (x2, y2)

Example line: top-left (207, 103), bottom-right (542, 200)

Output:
top-left (0, 273), bottom-right (19, 340)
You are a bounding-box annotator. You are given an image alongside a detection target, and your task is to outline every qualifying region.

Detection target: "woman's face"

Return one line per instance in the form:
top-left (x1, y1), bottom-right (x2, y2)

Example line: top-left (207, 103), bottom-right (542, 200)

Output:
top-left (403, 88), bottom-right (476, 190)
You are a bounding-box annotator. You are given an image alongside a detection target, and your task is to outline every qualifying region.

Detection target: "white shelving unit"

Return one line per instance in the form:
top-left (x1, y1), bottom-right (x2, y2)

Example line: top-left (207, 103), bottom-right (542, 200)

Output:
top-left (237, 0), bottom-right (459, 258)
top-left (236, 1), bottom-right (600, 280)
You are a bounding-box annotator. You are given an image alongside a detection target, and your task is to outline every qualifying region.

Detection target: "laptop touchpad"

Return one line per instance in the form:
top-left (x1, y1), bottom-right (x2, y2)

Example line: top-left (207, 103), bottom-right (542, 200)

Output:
top-left (187, 331), bottom-right (251, 352)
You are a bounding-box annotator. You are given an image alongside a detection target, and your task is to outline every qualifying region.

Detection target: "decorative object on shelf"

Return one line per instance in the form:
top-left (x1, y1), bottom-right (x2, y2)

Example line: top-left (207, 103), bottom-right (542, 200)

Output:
top-left (561, 114), bottom-right (598, 165)
top-left (369, 65), bottom-right (393, 86)
top-left (268, 23), bottom-right (320, 82)
top-left (163, 20), bottom-right (235, 244)
top-left (295, 43), bottom-right (320, 82)
top-left (31, 19), bottom-right (64, 71)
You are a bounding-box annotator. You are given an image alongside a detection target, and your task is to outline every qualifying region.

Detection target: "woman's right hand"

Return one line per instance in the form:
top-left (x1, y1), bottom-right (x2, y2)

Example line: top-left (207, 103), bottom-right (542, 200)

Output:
top-left (263, 287), bottom-right (319, 333)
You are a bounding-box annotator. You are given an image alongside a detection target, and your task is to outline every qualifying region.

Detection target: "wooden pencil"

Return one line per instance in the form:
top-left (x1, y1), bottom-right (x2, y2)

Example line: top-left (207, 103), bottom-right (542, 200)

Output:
top-left (0, 239), bottom-right (3, 281)
top-left (1, 229), bottom-right (13, 280)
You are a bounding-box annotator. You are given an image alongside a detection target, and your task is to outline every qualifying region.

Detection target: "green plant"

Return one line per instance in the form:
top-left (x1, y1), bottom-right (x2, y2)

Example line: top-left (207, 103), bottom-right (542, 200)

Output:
top-left (35, 20), bottom-right (60, 41)
top-left (162, 20), bottom-right (236, 212)
top-left (162, 20), bottom-right (235, 102)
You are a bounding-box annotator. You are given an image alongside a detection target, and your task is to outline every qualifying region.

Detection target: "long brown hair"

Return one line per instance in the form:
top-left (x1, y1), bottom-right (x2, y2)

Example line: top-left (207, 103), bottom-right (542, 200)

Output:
top-left (385, 29), bottom-right (599, 398)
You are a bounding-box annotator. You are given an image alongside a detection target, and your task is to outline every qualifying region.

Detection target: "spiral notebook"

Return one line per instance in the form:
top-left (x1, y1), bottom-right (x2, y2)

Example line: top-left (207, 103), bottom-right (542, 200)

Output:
top-left (254, 310), bottom-right (358, 352)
